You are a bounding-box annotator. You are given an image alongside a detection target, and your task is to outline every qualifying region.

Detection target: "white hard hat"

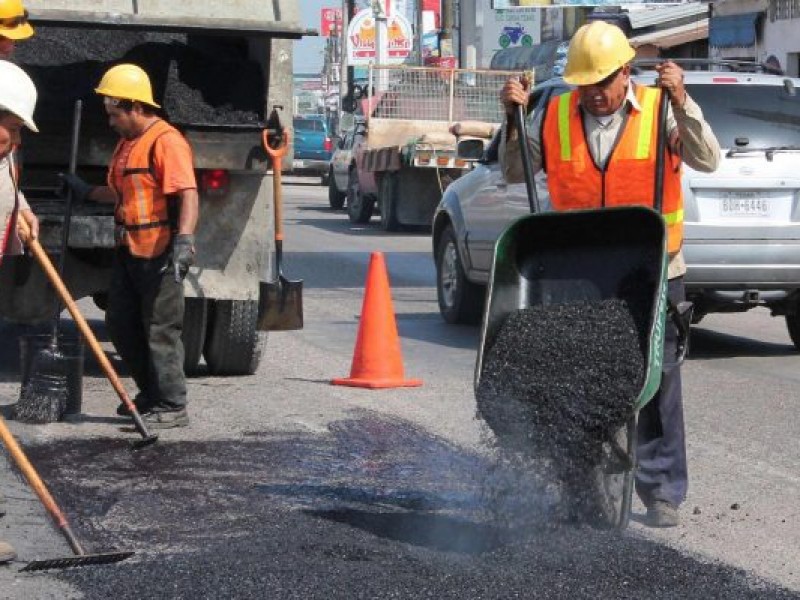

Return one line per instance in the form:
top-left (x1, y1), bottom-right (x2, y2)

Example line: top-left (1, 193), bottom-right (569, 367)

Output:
top-left (0, 61), bottom-right (38, 132)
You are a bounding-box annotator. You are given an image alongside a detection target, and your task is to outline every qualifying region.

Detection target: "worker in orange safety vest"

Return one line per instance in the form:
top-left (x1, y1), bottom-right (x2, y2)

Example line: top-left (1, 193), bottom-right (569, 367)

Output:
top-left (499, 21), bottom-right (721, 528)
top-left (59, 64), bottom-right (198, 429)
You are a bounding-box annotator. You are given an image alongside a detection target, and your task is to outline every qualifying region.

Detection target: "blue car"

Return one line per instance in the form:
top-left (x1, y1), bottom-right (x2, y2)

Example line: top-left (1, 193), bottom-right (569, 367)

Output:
top-left (292, 115), bottom-right (334, 185)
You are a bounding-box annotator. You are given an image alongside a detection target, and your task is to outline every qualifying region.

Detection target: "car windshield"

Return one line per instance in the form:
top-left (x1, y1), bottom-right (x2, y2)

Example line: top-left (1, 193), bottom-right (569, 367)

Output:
top-left (686, 83), bottom-right (800, 148)
top-left (294, 118), bottom-right (325, 132)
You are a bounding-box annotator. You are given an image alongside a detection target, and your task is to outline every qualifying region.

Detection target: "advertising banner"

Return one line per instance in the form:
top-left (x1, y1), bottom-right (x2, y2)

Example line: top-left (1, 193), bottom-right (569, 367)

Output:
top-left (493, 1), bottom-right (704, 6)
top-left (320, 7), bottom-right (342, 37)
top-left (482, 3), bottom-right (542, 66)
top-left (346, 8), bottom-right (413, 65)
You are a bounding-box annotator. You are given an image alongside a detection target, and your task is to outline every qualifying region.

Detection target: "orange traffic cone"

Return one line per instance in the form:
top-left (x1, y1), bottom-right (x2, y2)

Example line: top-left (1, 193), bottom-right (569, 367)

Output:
top-left (332, 252), bottom-right (422, 389)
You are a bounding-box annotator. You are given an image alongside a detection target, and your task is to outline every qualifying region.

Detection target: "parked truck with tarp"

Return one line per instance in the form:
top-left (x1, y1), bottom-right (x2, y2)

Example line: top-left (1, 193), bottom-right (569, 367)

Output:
top-left (347, 65), bottom-right (520, 231)
top-left (0, 1), bottom-right (311, 375)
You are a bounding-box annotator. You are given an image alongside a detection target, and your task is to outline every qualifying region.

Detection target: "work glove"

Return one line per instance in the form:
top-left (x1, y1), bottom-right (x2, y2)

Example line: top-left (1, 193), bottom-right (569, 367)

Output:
top-left (57, 173), bottom-right (94, 204)
top-left (172, 233), bottom-right (195, 283)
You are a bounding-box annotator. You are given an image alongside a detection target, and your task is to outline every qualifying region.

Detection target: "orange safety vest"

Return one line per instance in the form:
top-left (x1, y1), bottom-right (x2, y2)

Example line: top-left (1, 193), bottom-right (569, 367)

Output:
top-left (542, 85), bottom-right (684, 254)
top-left (109, 119), bottom-right (180, 258)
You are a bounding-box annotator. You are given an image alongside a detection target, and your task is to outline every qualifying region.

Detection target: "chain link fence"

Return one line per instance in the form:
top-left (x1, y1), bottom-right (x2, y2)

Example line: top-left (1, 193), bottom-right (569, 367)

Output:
top-left (367, 65), bottom-right (526, 124)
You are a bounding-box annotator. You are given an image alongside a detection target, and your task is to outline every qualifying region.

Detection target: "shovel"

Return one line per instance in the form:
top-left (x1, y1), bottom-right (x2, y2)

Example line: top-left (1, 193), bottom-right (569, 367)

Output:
top-left (0, 413), bottom-right (134, 571)
top-left (17, 216), bottom-right (158, 449)
top-left (257, 128), bottom-right (303, 331)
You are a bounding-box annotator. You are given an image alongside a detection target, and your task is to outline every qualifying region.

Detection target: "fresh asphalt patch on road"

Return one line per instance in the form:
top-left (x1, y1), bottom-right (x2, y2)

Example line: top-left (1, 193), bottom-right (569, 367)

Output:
top-left (12, 413), bottom-right (796, 599)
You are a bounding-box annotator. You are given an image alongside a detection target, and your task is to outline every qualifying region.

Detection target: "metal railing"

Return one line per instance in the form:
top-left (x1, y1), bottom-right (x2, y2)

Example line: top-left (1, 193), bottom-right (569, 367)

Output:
top-left (366, 65), bottom-right (525, 125)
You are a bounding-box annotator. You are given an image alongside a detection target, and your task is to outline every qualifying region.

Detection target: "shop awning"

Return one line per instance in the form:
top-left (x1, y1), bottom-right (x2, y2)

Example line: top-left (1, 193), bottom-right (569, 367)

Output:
top-left (629, 19), bottom-right (709, 49)
top-left (709, 12), bottom-right (761, 48)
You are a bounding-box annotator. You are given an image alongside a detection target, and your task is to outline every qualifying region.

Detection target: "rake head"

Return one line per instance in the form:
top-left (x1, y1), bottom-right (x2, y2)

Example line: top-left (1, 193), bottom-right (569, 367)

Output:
top-left (21, 551), bottom-right (134, 572)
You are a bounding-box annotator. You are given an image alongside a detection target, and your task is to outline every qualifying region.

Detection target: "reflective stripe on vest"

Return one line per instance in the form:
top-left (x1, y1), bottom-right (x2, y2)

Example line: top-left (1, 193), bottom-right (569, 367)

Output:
top-left (544, 86), bottom-right (684, 254)
top-left (109, 120), bottom-right (178, 258)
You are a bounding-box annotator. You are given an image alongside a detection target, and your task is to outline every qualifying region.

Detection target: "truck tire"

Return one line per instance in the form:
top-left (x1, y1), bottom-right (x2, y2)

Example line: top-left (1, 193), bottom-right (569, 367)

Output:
top-left (435, 225), bottom-right (484, 324)
top-left (182, 298), bottom-right (208, 376)
top-left (379, 172), bottom-right (400, 231)
top-left (328, 168), bottom-right (345, 210)
top-left (346, 167), bottom-right (373, 223)
top-left (203, 299), bottom-right (265, 376)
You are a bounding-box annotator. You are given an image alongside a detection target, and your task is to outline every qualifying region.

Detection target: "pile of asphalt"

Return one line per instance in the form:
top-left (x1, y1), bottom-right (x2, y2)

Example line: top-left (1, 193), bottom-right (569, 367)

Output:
top-left (15, 27), bottom-right (263, 132)
top-left (17, 419), bottom-right (795, 599)
top-left (476, 300), bottom-right (645, 520)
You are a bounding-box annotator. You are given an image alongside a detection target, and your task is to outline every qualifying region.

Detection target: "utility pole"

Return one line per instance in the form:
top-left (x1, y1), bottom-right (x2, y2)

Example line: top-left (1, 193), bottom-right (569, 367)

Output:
top-left (340, 0), bottom-right (356, 120)
top-left (373, 0), bottom-right (389, 91)
top-left (440, 0), bottom-right (454, 59)
top-left (415, 0), bottom-right (424, 65)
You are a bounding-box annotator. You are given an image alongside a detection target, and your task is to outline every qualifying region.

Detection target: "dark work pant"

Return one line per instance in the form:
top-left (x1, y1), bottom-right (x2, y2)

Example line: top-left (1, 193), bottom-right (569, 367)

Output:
top-left (635, 276), bottom-right (688, 507)
top-left (106, 247), bottom-right (186, 411)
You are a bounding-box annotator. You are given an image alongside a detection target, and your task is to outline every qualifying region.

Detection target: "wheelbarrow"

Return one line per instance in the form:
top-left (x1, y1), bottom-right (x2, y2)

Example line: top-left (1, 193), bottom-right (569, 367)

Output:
top-left (475, 206), bottom-right (672, 528)
top-left (474, 90), bottom-right (690, 529)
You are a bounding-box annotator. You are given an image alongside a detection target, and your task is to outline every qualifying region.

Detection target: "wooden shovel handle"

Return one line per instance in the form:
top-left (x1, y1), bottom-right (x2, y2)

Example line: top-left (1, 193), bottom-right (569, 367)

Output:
top-left (17, 217), bottom-right (134, 411)
top-left (262, 129), bottom-right (289, 242)
top-left (0, 415), bottom-right (82, 553)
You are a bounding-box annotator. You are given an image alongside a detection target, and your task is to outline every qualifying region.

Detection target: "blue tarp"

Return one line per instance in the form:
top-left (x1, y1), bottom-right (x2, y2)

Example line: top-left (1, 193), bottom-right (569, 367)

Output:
top-left (709, 12), bottom-right (761, 48)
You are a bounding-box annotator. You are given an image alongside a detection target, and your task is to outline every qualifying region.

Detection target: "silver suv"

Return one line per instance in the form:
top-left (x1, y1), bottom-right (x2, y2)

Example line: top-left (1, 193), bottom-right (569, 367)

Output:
top-left (432, 61), bottom-right (800, 349)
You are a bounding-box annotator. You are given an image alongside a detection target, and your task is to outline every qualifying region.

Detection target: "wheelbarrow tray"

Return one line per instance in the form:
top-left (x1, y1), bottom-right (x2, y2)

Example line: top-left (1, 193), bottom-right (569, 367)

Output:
top-left (474, 206), bottom-right (669, 528)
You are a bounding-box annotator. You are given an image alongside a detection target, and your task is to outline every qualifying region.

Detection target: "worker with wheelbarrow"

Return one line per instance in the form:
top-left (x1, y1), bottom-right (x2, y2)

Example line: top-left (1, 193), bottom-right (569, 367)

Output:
top-left (498, 21), bottom-right (721, 527)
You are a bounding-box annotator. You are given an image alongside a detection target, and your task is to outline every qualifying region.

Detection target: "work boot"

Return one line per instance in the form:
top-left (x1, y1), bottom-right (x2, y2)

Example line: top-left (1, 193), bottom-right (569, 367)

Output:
top-left (646, 500), bottom-right (679, 528)
top-left (142, 408), bottom-right (189, 429)
top-left (116, 393), bottom-right (152, 417)
top-left (0, 541), bottom-right (17, 564)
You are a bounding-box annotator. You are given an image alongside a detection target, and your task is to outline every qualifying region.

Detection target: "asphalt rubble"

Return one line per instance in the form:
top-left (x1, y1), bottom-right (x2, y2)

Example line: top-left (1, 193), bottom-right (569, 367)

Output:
top-left (476, 299), bottom-right (646, 522)
top-left (3, 414), bottom-right (796, 599)
top-left (15, 27), bottom-right (264, 134)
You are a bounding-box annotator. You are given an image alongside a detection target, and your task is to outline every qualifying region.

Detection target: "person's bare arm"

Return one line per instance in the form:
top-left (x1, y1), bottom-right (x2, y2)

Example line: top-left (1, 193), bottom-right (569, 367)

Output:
top-left (176, 188), bottom-right (198, 236)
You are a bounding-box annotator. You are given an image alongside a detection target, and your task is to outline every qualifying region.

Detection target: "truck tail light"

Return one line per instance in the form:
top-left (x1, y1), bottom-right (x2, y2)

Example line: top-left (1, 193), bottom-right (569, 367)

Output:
top-left (324, 137), bottom-right (333, 153)
top-left (201, 169), bottom-right (230, 196)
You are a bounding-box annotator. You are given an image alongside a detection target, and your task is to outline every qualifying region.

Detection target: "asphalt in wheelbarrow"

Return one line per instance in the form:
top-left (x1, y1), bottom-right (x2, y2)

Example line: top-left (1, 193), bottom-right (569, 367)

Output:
top-left (476, 298), bottom-right (647, 520)
top-left (14, 419), bottom-right (795, 599)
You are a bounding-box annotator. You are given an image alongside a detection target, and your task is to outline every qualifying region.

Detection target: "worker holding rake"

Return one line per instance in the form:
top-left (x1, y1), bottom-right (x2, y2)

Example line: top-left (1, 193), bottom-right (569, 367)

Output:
top-left (499, 21), bottom-right (721, 527)
top-left (0, 57), bottom-right (38, 566)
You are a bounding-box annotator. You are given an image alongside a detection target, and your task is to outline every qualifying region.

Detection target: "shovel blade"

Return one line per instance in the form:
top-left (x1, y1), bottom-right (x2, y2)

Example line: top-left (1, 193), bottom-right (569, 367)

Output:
top-left (21, 551), bottom-right (135, 572)
top-left (258, 277), bottom-right (303, 331)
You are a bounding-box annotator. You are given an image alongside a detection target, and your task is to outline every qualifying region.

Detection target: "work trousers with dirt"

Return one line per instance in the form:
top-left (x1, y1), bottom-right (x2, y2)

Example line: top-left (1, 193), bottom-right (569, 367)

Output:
top-left (635, 276), bottom-right (689, 508)
top-left (105, 246), bottom-right (186, 412)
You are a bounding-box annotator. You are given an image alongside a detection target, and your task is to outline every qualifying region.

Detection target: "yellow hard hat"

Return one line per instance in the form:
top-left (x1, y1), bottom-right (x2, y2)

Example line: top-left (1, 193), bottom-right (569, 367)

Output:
top-left (94, 64), bottom-right (161, 108)
top-left (563, 21), bottom-right (635, 86)
top-left (0, 0), bottom-right (33, 41)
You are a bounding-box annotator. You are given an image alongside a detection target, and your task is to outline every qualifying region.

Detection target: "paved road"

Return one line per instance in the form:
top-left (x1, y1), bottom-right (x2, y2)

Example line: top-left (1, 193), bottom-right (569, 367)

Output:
top-left (1, 178), bottom-right (798, 598)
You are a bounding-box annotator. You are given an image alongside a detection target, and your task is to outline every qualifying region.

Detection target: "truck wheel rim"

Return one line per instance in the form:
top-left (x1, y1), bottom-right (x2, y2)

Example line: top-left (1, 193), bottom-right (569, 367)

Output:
top-left (441, 242), bottom-right (459, 307)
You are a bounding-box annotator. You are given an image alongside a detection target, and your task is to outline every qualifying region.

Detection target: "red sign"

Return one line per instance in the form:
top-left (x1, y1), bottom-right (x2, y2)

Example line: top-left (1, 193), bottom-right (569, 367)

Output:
top-left (320, 7), bottom-right (343, 37)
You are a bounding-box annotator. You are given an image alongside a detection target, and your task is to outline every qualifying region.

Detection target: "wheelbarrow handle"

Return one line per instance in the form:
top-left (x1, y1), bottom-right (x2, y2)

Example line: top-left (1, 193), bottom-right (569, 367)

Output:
top-left (669, 299), bottom-right (694, 365)
top-left (262, 129), bottom-right (290, 160)
top-left (515, 100), bottom-right (540, 214)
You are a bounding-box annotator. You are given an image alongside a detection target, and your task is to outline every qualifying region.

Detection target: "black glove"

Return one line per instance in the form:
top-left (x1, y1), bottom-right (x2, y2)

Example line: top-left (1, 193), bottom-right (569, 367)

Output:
top-left (57, 173), bottom-right (94, 204)
top-left (172, 234), bottom-right (195, 282)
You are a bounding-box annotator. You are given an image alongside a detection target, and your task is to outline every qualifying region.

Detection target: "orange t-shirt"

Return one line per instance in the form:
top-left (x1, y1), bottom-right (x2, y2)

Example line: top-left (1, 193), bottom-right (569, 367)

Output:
top-left (111, 127), bottom-right (196, 195)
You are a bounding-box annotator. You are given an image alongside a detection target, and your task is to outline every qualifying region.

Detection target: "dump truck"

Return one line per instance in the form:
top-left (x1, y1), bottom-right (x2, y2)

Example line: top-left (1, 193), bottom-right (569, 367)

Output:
top-left (350, 65), bottom-right (520, 231)
top-left (0, 1), bottom-right (311, 375)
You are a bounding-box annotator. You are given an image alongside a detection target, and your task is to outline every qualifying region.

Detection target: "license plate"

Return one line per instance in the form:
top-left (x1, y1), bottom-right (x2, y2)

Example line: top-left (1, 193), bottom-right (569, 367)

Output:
top-left (292, 159), bottom-right (305, 169)
top-left (720, 192), bottom-right (769, 217)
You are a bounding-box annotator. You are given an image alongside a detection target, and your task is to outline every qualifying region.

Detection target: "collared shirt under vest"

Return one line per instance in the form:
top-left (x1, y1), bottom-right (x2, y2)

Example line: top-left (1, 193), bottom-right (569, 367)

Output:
top-left (109, 119), bottom-right (182, 259)
top-left (541, 85), bottom-right (684, 255)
